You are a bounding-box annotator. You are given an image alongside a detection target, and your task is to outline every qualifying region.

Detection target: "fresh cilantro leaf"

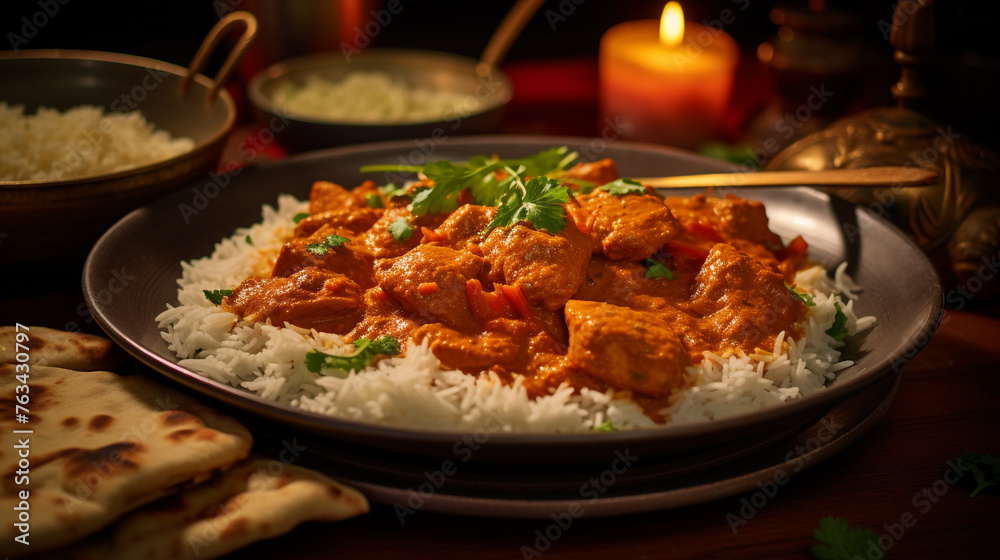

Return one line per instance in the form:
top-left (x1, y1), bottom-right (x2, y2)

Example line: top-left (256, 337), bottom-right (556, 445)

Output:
top-left (379, 182), bottom-right (409, 200)
top-left (304, 335), bottom-right (401, 376)
top-left (366, 193), bottom-right (384, 208)
top-left (952, 450), bottom-right (1000, 497)
top-left (594, 421), bottom-right (617, 432)
top-left (601, 178), bottom-right (647, 196)
top-left (811, 517), bottom-right (882, 560)
top-left (306, 234), bottom-right (350, 256)
top-left (642, 258), bottom-right (674, 279)
top-left (388, 217), bottom-right (414, 242)
top-left (484, 173), bottom-right (569, 235)
top-left (203, 289), bottom-right (232, 305)
top-left (825, 302), bottom-right (849, 341)
top-left (245, 234), bottom-right (253, 245)
top-left (786, 283), bottom-right (816, 306)
top-left (293, 212), bottom-right (309, 224)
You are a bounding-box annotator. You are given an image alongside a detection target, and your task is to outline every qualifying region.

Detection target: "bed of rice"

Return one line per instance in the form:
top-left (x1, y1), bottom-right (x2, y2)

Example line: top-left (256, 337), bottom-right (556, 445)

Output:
top-left (0, 102), bottom-right (195, 181)
top-left (156, 195), bottom-right (876, 433)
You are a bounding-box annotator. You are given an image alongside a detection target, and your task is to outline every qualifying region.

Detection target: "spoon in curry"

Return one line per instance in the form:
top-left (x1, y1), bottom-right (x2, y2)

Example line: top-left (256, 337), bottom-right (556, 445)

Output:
top-left (634, 166), bottom-right (939, 189)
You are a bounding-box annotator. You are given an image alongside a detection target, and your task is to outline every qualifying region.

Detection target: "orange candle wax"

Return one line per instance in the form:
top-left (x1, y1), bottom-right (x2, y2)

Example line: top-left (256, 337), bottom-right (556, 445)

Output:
top-left (599, 3), bottom-right (738, 150)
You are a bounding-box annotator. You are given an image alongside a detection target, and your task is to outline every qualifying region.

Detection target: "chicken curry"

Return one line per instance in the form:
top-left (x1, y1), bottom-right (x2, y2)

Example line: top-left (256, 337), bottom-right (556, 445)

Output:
top-left (222, 151), bottom-right (811, 417)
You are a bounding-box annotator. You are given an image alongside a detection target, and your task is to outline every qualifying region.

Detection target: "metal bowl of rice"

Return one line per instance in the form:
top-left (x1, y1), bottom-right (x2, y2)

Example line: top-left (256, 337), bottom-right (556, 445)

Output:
top-left (0, 47), bottom-right (240, 269)
top-left (247, 49), bottom-right (513, 152)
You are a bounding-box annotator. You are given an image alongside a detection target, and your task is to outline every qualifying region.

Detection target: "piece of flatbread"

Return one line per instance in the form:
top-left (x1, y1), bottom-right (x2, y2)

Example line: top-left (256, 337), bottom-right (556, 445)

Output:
top-left (0, 326), bottom-right (125, 371)
top-left (0, 365), bottom-right (253, 557)
top-left (69, 456), bottom-right (369, 560)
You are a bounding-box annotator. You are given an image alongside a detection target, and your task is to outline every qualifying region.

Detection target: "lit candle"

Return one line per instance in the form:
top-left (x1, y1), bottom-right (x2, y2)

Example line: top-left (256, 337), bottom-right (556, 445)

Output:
top-left (599, 2), bottom-right (739, 150)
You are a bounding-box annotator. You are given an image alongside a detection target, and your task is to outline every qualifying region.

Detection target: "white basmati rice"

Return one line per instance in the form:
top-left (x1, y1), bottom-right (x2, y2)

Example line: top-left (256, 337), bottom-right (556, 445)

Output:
top-left (0, 102), bottom-right (195, 181)
top-left (156, 195), bottom-right (876, 433)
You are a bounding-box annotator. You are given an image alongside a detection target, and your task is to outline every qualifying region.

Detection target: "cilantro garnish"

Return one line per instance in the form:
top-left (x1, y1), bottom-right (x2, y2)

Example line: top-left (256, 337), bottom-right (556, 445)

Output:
top-left (360, 147), bottom-right (579, 215)
top-left (953, 450), bottom-right (1000, 497)
top-left (388, 217), bottom-right (414, 242)
top-left (293, 212), bottom-right (309, 224)
top-left (305, 234), bottom-right (350, 256)
top-left (642, 258), bottom-right (673, 279)
top-left (366, 193), bottom-right (384, 208)
top-left (600, 178), bottom-right (647, 196)
top-left (483, 171), bottom-right (570, 235)
top-left (245, 234), bottom-right (253, 246)
top-left (811, 517), bottom-right (882, 560)
top-left (304, 335), bottom-right (401, 376)
top-left (786, 283), bottom-right (816, 306)
top-left (594, 421), bottom-right (617, 432)
top-left (203, 289), bottom-right (232, 305)
top-left (825, 302), bottom-right (849, 341)
top-left (379, 182), bottom-right (409, 200)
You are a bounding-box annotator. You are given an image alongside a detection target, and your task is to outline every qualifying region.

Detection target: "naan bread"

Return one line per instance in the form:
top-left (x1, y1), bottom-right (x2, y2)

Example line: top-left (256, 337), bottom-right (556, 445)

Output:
top-left (0, 366), bottom-right (253, 556)
top-left (71, 456), bottom-right (369, 560)
top-left (0, 326), bottom-right (125, 371)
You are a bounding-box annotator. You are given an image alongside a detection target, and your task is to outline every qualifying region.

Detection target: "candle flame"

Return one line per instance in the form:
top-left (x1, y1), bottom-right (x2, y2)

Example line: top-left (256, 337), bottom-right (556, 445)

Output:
top-left (659, 2), bottom-right (684, 48)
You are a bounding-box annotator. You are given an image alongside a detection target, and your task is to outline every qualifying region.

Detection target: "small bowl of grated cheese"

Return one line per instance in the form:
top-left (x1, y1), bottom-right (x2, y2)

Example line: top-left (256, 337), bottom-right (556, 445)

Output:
top-left (247, 49), bottom-right (513, 151)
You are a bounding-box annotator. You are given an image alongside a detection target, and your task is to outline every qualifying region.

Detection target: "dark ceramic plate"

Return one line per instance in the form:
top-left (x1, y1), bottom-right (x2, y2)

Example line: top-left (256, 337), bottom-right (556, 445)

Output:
top-left (83, 135), bottom-right (942, 464)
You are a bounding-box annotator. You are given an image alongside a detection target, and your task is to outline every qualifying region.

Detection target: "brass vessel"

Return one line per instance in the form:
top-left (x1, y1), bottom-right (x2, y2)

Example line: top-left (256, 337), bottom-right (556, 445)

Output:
top-left (767, 0), bottom-right (1000, 299)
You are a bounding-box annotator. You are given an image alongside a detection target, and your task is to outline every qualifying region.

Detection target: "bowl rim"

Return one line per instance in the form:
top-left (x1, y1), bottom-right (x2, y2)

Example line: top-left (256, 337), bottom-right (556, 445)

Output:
top-left (246, 48), bottom-right (513, 128)
top-left (0, 49), bottom-right (237, 189)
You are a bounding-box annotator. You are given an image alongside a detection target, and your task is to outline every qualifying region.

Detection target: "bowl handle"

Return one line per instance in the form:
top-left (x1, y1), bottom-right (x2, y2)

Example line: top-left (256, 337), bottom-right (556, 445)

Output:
top-left (179, 11), bottom-right (258, 104)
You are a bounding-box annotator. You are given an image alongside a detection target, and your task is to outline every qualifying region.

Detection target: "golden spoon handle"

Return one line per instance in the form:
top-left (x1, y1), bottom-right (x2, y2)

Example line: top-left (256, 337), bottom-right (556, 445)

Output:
top-left (634, 166), bottom-right (939, 188)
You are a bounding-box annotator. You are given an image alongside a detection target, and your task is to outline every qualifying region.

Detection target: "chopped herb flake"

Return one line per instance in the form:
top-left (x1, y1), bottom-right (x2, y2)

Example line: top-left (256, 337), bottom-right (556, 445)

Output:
top-left (366, 193), bottom-right (385, 208)
top-left (304, 335), bottom-right (401, 376)
top-left (642, 259), bottom-right (674, 279)
top-left (245, 234), bottom-right (253, 245)
top-left (203, 289), bottom-right (232, 305)
top-left (825, 302), bottom-right (849, 341)
top-left (594, 421), bottom-right (617, 432)
top-left (600, 178), bottom-right (647, 196)
top-left (293, 212), bottom-right (309, 224)
top-left (379, 182), bottom-right (409, 200)
top-left (306, 234), bottom-right (350, 256)
top-left (388, 217), bottom-right (414, 242)
top-left (786, 283), bottom-right (816, 306)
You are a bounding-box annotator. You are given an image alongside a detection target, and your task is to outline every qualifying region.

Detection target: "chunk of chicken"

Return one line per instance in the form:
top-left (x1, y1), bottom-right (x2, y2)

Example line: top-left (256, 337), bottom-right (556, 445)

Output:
top-left (564, 300), bottom-right (687, 396)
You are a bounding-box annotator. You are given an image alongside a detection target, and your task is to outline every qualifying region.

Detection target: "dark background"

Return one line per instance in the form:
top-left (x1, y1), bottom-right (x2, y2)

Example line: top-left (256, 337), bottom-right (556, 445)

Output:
top-left (2, 0), bottom-right (999, 146)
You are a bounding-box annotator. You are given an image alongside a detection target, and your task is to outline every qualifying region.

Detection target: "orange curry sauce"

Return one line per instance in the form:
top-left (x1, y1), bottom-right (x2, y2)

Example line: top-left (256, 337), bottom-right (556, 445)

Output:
top-left (224, 159), bottom-right (811, 419)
